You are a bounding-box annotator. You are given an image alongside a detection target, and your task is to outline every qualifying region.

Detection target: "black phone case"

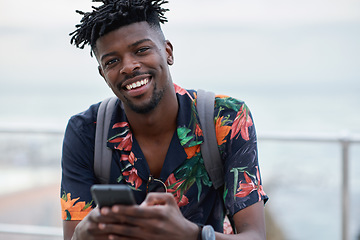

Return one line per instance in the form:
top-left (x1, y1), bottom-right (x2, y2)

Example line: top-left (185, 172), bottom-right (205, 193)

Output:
top-left (90, 184), bottom-right (136, 207)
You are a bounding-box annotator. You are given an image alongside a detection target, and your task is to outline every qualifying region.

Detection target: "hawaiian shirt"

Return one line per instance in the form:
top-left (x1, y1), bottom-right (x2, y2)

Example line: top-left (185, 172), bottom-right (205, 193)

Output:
top-left (60, 83), bottom-right (268, 233)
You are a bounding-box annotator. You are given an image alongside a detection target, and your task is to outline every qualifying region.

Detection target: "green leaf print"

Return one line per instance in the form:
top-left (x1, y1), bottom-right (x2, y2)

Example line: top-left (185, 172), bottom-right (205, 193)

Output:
top-left (223, 186), bottom-right (228, 202)
top-left (83, 201), bottom-right (93, 210)
top-left (215, 97), bottom-right (244, 113)
top-left (117, 175), bottom-right (124, 183)
top-left (108, 128), bottom-right (130, 141)
top-left (230, 167), bottom-right (254, 200)
top-left (65, 210), bottom-right (71, 221)
top-left (177, 127), bottom-right (192, 146)
top-left (174, 153), bottom-right (212, 201)
top-left (61, 191), bottom-right (68, 201)
top-left (177, 126), bottom-right (203, 147)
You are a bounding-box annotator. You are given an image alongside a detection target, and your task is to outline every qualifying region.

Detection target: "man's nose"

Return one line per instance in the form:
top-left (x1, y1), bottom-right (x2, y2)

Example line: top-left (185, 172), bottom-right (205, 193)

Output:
top-left (120, 55), bottom-right (140, 75)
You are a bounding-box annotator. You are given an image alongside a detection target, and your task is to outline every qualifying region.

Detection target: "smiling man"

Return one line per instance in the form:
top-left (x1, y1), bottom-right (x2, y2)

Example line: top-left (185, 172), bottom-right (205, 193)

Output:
top-left (96, 21), bottom-right (174, 115)
top-left (61, 1), bottom-right (268, 239)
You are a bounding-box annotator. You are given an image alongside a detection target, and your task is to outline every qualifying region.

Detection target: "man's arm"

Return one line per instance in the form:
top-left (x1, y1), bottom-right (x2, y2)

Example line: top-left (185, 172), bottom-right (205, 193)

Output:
top-left (216, 200), bottom-right (266, 240)
top-left (63, 220), bottom-right (80, 240)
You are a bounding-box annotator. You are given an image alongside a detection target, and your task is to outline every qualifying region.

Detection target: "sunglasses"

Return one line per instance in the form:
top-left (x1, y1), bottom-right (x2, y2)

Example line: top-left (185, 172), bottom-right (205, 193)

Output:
top-left (146, 175), bottom-right (167, 193)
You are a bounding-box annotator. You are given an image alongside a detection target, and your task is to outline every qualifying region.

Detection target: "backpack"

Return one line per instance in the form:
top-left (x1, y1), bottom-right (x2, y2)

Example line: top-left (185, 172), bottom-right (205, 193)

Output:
top-left (93, 89), bottom-right (235, 232)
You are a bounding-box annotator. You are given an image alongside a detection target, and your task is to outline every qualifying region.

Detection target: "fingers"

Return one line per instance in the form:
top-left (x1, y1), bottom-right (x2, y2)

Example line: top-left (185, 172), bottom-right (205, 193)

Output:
top-left (83, 193), bottom-right (190, 240)
top-left (141, 192), bottom-right (178, 207)
top-left (98, 223), bottom-right (143, 239)
top-left (97, 193), bottom-right (177, 229)
top-left (105, 193), bottom-right (176, 218)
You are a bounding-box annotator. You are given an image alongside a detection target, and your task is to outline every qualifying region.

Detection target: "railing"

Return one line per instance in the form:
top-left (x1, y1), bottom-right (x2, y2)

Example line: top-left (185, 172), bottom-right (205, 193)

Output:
top-left (259, 131), bottom-right (360, 240)
top-left (0, 126), bottom-right (359, 240)
top-left (0, 223), bottom-right (62, 238)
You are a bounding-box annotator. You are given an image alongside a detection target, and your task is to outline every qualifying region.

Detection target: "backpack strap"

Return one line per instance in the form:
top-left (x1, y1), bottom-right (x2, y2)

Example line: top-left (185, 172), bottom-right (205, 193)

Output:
top-left (94, 97), bottom-right (118, 184)
top-left (196, 89), bottom-right (224, 190)
top-left (197, 90), bottom-right (236, 233)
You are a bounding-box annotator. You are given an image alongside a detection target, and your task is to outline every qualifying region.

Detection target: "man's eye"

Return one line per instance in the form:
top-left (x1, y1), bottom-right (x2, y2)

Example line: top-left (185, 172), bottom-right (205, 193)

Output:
top-left (136, 47), bottom-right (150, 54)
top-left (105, 59), bottom-right (119, 66)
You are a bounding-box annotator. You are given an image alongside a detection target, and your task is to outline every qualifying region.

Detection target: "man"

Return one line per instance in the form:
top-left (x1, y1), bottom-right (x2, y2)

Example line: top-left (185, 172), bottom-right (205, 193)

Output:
top-left (61, 0), bottom-right (268, 239)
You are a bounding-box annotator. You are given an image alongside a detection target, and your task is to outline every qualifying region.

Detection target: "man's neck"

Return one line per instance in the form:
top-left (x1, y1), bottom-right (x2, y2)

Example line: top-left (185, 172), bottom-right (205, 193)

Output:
top-left (125, 90), bottom-right (178, 139)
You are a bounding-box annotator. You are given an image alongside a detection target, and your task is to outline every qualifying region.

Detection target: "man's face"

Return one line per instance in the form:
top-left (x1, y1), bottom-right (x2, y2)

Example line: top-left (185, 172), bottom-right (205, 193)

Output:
top-left (95, 22), bottom-right (174, 114)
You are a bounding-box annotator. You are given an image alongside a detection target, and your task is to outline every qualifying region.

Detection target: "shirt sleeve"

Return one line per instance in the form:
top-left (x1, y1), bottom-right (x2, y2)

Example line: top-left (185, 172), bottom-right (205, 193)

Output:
top-left (60, 104), bottom-right (99, 221)
top-left (214, 96), bottom-right (268, 216)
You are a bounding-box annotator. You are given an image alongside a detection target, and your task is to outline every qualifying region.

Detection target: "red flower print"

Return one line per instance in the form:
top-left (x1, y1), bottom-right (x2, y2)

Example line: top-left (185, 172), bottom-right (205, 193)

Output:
top-left (113, 122), bottom-right (129, 128)
top-left (223, 216), bottom-right (234, 234)
top-left (230, 105), bottom-right (253, 141)
top-left (128, 152), bottom-right (137, 165)
top-left (235, 167), bottom-right (266, 201)
top-left (255, 166), bottom-right (266, 201)
top-left (174, 83), bottom-right (187, 95)
top-left (109, 131), bottom-right (132, 151)
top-left (120, 152), bottom-right (137, 164)
top-left (195, 124), bottom-right (203, 137)
top-left (109, 122), bottom-right (133, 151)
top-left (166, 173), bottom-right (189, 207)
top-left (120, 154), bottom-right (129, 161)
top-left (123, 168), bottom-right (142, 189)
top-left (174, 83), bottom-right (194, 101)
top-left (235, 171), bottom-right (256, 198)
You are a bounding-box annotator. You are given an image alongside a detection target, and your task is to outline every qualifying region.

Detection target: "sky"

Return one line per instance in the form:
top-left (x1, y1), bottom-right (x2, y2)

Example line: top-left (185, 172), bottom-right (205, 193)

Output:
top-left (0, 0), bottom-right (360, 132)
top-left (1, 0), bottom-right (360, 27)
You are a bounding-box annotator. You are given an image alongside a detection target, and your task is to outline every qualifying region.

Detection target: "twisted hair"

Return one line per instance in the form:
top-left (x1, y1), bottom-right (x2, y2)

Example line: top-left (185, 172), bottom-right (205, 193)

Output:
top-left (70, 0), bottom-right (169, 52)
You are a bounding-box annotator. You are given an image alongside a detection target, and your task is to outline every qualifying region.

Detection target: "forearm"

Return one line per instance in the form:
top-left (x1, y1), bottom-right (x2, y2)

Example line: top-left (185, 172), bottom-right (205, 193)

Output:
top-left (214, 201), bottom-right (266, 240)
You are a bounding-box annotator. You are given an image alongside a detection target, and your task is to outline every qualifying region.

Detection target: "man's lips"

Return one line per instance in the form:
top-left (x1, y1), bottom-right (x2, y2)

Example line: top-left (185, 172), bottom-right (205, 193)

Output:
top-left (121, 74), bottom-right (151, 91)
top-left (125, 78), bottom-right (150, 90)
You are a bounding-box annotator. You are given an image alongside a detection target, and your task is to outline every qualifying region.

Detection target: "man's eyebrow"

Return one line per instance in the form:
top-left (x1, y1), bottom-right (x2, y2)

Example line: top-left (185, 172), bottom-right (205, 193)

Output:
top-left (100, 39), bottom-right (153, 62)
top-left (130, 38), bottom-right (152, 48)
top-left (101, 51), bottom-right (117, 62)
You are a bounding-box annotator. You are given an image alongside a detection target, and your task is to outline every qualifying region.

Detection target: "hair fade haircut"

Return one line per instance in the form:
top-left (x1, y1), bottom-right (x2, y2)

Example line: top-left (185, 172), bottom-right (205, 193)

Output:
top-left (70, 0), bottom-right (169, 53)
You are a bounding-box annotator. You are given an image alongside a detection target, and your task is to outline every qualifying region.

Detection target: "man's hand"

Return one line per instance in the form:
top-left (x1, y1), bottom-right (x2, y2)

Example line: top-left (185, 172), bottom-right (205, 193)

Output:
top-left (96, 192), bottom-right (199, 240)
top-left (63, 207), bottom-right (107, 240)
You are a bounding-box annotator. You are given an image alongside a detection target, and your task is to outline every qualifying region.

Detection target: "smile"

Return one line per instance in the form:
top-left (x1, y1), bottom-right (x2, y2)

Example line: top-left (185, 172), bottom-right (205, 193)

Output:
top-left (125, 78), bottom-right (149, 90)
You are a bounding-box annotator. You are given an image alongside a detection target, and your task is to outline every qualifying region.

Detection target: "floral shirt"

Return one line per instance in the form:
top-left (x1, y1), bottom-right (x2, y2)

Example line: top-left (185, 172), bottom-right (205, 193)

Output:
top-left (60, 84), bottom-right (268, 233)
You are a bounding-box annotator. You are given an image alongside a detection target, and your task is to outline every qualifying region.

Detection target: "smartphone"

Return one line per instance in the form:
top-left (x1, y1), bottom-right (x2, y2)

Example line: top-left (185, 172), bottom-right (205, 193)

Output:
top-left (90, 184), bottom-right (136, 208)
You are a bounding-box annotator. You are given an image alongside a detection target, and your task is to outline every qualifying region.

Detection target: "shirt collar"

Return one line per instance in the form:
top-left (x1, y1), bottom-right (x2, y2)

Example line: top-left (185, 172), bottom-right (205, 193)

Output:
top-left (106, 84), bottom-right (204, 151)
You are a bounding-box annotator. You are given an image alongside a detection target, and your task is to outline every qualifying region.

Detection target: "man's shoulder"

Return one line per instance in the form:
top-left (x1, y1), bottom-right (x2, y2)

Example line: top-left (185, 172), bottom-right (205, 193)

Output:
top-left (67, 101), bottom-right (102, 131)
top-left (214, 94), bottom-right (247, 113)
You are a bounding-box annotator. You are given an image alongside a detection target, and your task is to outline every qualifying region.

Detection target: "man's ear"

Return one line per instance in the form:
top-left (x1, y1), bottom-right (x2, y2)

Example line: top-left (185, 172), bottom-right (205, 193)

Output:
top-left (98, 66), bottom-right (110, 87)
top-left (165, 40), bottom-right (174, 65)
top-left (98, 65), bottom-right (105, 78)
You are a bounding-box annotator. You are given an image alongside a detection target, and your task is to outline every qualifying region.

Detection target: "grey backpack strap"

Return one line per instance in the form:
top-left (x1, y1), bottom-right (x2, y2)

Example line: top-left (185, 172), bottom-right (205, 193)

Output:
top-left (94, 97), bottom-right (118, 184)
top-left (197, 89), bottom-right (224, 189)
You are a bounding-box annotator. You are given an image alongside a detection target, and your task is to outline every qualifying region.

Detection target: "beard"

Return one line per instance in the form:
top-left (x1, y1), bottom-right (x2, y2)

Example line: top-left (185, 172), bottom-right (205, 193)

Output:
top-left (121, 81), bottom-right (167, 114)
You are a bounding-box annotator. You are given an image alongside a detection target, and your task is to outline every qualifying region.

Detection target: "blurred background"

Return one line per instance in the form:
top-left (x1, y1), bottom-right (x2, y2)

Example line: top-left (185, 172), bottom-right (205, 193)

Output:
top-left (0, 0), bottom-right (359, 239)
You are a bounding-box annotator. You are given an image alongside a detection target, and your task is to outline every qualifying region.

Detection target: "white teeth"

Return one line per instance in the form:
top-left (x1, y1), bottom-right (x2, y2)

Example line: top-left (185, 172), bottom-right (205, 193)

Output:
top-left (125, 78), bottom-right (149, 90)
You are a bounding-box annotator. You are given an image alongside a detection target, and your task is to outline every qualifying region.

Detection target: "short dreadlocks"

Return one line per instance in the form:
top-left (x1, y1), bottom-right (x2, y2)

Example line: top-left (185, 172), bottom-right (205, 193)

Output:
top-left (70, 0), bottom-right (169, 53)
